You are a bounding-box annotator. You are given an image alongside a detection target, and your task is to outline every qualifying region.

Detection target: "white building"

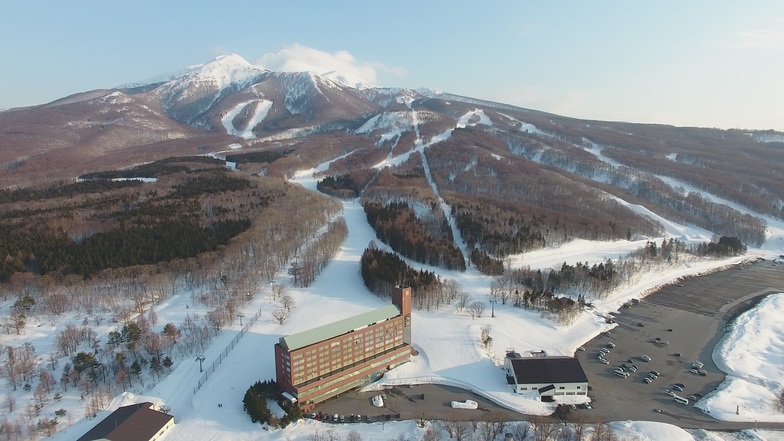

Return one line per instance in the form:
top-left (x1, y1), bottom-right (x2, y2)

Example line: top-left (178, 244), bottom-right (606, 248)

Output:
top-left (504, 352), bottom-right (588, 400)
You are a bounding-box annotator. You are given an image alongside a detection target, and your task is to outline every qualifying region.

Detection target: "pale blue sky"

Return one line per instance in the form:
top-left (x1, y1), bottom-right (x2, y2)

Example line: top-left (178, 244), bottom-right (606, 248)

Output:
top-left (2, 1), bottom-right (783, 130)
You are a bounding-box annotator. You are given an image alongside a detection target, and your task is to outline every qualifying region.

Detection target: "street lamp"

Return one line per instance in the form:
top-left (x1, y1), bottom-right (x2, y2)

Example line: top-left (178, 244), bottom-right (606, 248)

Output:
top-left (238, 313), bottom-right (245, 326)
top-left (196, 355), bottom-right (206, 372)
top-left (489, 299), bottom-right (497, 318)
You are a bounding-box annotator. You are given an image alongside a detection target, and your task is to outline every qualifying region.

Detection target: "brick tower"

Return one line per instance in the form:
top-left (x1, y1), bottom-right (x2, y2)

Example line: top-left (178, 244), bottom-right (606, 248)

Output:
top-left (391, 285), bottom-right (412, 347)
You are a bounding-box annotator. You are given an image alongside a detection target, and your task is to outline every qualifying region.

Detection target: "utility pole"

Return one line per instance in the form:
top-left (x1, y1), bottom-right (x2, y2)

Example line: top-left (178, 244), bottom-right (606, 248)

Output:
top-left (490, 299), bottom-right (497, 318)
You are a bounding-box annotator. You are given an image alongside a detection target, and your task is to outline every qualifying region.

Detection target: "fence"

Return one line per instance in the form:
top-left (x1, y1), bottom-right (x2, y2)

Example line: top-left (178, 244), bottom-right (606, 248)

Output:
top-left (192, 305), bottom-right (265, 394)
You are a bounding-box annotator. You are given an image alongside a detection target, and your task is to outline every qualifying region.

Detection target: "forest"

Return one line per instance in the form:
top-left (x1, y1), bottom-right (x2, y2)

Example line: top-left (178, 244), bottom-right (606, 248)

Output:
top-left (363, 200), bottom-right (465, 271)
top-left (360, 244), bottom-right (442, 297)
top-left (0, 158), bottom-right (272, 281)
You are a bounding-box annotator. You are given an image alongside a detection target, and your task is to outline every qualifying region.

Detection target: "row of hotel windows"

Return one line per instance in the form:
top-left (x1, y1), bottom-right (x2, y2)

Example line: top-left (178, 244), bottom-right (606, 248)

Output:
top-left (295, 349), bottom-right (411, 401)
top-left (287, 333), bottom-right (404, 366)
top-left (292, 337), bottom-right (404, 382)
top-left (291, 327), bottom-right (402, 363)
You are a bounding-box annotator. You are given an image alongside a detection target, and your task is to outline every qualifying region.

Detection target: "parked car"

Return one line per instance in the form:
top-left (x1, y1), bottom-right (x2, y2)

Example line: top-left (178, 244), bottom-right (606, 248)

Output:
top-left (581, 402), bottom-right (593, 409)
top-left (450, 400), bottom-right (478, 409)
top-left (690, 367), bottom-right (699, 374)
top-left (599, 358), bottom-right (609, 364)
top-left (649, 371), bottom-right (660, 378)
top-left (672, 384), bottom-right (685, 392)
top-left (641, 355), bottom-right (652, 362)
top-left (607, 342), bottom-right (616, 349)
top-left (698, 369), bottom-right (708, 376)
top-left (692, 361), bottom-right (704, 369)
top-left (628, 365), bottom-right (638, 372)
top-left (578, 346), bottom-right (586, 351)
top-left (643, 376), bottom-right (653, 384)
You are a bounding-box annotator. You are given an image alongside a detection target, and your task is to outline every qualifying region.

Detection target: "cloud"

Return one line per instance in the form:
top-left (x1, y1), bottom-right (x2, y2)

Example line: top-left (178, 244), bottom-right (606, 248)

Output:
top-left (730, 29), bottom-right (784, 49)
top-left (256, 44), bottom-right (406, 87)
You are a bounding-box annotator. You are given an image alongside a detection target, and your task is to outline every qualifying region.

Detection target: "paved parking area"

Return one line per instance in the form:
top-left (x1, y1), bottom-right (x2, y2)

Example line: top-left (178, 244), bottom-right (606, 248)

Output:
top-left (576, 258), bottom-right (784, 426)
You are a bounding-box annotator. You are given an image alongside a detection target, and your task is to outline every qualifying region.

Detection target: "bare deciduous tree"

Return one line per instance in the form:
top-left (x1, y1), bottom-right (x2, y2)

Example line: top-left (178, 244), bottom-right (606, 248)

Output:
top-left (281, 295), bottom-right (296, 312)
top-left (345, 429), bottom-right (362, 441)
top-left (468, 301), bottom-right (486, 319)
top-left (456, 293), bottom-right (471, 312)
top-left (589, 423), bottom-right (619, 441)
top-left (480, 325), bottom-right (493, 348)
top-left (271, 309), bottom-right (289, 325)
top-left (476, 411), bottom-right (507, 441)
top-left (4, 393), bottom-right (15, 413)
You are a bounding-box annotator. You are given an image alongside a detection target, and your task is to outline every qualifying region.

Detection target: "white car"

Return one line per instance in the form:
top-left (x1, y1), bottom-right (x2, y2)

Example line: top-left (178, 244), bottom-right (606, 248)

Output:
top-left (451, 400), bottom-right (478, 409)
top-left (692, 361), bottom-right (704, 369)
top-left (641, 355), bottom-right (652, 362)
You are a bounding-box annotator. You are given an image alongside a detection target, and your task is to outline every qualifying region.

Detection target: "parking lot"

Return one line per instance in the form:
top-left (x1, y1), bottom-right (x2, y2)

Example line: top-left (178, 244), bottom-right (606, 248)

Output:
top-left (576, 258), bottom-right (784, 426)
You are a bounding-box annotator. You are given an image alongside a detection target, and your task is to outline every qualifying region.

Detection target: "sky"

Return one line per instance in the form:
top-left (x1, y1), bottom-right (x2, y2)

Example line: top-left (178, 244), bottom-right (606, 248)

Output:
top-left (2, 1), bottom-right (784, 131)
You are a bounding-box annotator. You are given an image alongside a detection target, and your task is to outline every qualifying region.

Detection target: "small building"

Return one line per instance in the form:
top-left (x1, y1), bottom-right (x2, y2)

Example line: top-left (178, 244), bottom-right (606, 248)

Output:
top-left (77, 402), bottom-right (174, 441)
top-left (504, 352), bottom-right (588, 400)
top-left (275, 285), bottom-right (413, 411)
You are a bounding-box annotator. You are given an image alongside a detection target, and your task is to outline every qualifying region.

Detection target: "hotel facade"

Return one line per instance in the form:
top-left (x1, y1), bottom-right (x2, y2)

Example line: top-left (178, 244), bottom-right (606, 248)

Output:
top-left (274, 285), bottom-right (412, 411)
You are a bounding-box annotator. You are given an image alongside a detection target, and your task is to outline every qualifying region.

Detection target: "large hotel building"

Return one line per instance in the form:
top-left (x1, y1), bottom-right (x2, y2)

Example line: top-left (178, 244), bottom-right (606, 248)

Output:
top-left (274, 285), bottom-right (413, 411)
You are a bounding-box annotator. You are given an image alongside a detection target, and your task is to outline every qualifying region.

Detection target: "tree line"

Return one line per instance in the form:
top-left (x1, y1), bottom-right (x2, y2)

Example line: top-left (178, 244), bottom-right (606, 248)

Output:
top-left (242, 379), bottom-right (302, 428)
top-left (360, 243), bottom-right (442, 297)
top-left (316, 174), bottom-right (361, 199)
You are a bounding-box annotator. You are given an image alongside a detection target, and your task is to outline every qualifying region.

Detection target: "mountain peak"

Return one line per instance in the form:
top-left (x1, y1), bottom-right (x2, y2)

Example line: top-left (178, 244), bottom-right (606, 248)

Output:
top-left (188, 54), bottom-right (267, 88)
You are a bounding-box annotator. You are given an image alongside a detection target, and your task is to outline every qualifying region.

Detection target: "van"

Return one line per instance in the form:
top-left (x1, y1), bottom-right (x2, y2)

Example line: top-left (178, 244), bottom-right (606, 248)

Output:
top-left (613, 370), bottom-right (629, 378)
top-left (672, 395), bottom-right (689, 405)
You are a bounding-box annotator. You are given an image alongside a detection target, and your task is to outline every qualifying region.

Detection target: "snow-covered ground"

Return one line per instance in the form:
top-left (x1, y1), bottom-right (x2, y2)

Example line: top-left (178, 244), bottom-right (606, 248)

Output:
top-left (142, 162), bottom-right (784, 440)
top-left (8, 113), bottom-right (783, 440)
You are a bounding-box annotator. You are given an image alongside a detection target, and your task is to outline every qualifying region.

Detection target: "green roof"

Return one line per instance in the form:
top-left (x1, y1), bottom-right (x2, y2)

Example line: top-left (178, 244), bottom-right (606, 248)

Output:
top-left (280, 304), bottom-right (401, 351)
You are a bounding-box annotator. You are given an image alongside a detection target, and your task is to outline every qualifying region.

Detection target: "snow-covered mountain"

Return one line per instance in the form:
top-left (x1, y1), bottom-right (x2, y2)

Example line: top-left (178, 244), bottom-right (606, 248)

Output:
top-left (0, 53), bottom-right (782, 249)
